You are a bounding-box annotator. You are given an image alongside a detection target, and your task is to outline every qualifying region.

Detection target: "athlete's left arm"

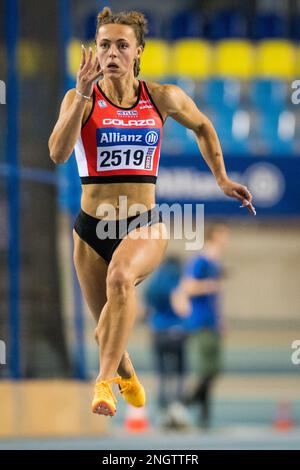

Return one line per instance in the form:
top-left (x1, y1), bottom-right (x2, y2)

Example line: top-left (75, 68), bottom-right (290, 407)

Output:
top-left (159, 84), bottom-right (256, 215)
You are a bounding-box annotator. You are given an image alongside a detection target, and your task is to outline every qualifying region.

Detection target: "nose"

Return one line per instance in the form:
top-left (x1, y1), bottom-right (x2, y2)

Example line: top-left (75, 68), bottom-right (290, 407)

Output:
top-left (108, 44), bottom-right (118, 58)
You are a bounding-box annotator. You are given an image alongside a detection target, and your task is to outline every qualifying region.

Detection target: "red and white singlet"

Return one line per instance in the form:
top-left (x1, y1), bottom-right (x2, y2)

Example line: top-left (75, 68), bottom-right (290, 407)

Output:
top-left (74, 80), bottom-right (164, 184)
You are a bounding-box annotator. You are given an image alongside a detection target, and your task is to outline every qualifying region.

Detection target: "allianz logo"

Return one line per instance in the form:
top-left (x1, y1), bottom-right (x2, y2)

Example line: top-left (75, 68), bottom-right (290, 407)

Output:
top-left (100, 132), bottom-right (143, 143)
top-left (100, 130), bottom-right (159, 145)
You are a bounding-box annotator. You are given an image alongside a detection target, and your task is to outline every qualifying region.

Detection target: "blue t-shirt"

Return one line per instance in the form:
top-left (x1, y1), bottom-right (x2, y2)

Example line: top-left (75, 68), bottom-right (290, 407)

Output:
top-left (183, 255), bottom-right (222, 332)
top-left (144, 260), bottom-right (185, 332)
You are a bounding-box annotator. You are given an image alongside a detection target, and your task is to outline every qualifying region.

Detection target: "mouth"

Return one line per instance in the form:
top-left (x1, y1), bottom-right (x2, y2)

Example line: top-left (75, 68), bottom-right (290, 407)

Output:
top-left (107, 63), bottom-right (119, 70)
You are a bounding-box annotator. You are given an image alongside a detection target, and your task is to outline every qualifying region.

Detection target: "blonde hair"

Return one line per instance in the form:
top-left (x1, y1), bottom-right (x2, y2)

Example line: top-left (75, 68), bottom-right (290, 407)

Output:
top-left (95, 6), bottom-right (148, 77)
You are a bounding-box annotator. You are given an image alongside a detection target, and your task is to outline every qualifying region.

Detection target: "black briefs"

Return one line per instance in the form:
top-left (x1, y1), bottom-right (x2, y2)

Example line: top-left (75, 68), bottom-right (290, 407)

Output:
top-left (74, 207), bottom-right (163, 264)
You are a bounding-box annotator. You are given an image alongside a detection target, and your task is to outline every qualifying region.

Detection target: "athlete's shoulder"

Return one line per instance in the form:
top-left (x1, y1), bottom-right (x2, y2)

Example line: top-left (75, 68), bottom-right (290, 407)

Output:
top-left (146, 81), bottom-right (184, 101)
top-left (145, 81), bottom-right (187, 114)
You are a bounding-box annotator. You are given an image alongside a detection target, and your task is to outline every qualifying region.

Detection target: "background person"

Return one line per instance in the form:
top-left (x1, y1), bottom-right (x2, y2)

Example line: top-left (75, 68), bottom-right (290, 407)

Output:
top-left (144, 256), bottom-right (189, 427)
top-left (173, 223), bottom-right (229, 428)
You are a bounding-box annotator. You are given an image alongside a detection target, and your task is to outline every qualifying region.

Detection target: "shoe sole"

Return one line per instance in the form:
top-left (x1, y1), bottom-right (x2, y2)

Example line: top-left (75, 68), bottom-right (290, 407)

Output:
top-left (92, 400), bottom-right (116, 417)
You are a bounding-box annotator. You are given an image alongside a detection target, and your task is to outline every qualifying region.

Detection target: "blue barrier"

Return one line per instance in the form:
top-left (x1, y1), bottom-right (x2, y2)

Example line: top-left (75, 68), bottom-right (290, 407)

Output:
top-left (157, 155), bottom-right (300, 216)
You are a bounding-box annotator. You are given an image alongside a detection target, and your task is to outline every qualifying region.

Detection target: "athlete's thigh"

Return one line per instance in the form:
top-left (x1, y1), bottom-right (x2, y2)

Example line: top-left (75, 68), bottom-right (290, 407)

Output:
top-left (109, 222), bottom-right (168, 284)
top-left (73, 230), bottom-right (108, 322)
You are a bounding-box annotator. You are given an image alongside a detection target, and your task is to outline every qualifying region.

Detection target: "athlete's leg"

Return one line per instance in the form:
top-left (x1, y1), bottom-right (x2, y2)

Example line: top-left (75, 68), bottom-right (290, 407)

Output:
top-left (96, 222), bottom-right (168, 381)
top-left (73, 230), bottom-right (134, 378)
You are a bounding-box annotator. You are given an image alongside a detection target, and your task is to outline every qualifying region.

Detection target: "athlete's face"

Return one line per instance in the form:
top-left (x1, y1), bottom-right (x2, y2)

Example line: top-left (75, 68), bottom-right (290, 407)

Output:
top-left (96, 24), bottom-right (142, 77)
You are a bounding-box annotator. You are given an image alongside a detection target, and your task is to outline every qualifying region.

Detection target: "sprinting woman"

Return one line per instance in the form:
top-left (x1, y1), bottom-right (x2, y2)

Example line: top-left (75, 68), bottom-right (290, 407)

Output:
top-left (48, 7), bottom-right (255, 417)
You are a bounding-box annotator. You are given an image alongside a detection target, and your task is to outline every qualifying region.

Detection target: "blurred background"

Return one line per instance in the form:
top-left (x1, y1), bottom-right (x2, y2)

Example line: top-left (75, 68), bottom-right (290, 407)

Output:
top-left (0, 0), bottom-right (300, 449)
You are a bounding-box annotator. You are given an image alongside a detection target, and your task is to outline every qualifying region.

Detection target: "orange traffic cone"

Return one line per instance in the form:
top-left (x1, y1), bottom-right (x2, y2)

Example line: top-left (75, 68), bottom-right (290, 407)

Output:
top-left (124, 405), bottom-right (149, 433)
top-left (273, 401), bottom-right (295, 432)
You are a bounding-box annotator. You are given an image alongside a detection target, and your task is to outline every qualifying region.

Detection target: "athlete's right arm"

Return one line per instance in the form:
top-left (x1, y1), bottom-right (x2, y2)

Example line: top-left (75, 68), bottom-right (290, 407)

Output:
top-left (48, 89), bottom-right (89, 164)
top-left (48, 45), bottom-right (101, 164)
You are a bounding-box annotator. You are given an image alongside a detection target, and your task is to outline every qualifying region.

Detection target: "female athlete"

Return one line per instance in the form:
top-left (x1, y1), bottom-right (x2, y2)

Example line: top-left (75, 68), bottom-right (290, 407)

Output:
top-left (48, 7), bottom-right (255, 417)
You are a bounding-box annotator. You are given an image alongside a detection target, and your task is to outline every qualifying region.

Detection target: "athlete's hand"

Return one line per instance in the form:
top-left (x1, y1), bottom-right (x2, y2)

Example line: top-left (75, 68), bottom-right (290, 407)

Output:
top-left (219, 178), bottom-right (256, 215)
top-left (76, 45), bottom-right (102, 98)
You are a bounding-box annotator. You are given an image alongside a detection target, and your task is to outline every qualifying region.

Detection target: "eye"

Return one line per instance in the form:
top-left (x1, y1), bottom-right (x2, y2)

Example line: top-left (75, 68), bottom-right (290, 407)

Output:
top-left (119, 43), bottom-right (129, 49)
top-left (100, 42), bottom-right (109, 49)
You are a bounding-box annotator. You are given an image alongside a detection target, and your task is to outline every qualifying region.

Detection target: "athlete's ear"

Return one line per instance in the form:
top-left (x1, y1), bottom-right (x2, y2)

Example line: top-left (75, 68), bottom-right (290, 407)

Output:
top-left (136, 45), bottom-right (143, 58)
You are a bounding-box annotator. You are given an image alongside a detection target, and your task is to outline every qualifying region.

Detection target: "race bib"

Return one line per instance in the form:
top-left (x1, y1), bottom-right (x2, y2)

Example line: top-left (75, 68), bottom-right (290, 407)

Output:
top-left (96, 127), bottom-right (160, 172)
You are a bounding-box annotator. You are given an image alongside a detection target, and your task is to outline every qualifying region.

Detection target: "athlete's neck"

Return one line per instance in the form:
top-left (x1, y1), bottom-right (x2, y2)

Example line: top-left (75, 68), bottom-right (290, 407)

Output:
top-left (99, 76), bottom-right (140, 106)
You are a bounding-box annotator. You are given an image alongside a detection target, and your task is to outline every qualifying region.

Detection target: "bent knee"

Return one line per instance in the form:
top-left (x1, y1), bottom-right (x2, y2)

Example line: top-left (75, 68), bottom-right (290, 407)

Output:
top-left (107, 261), bottom-right (134, 294)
